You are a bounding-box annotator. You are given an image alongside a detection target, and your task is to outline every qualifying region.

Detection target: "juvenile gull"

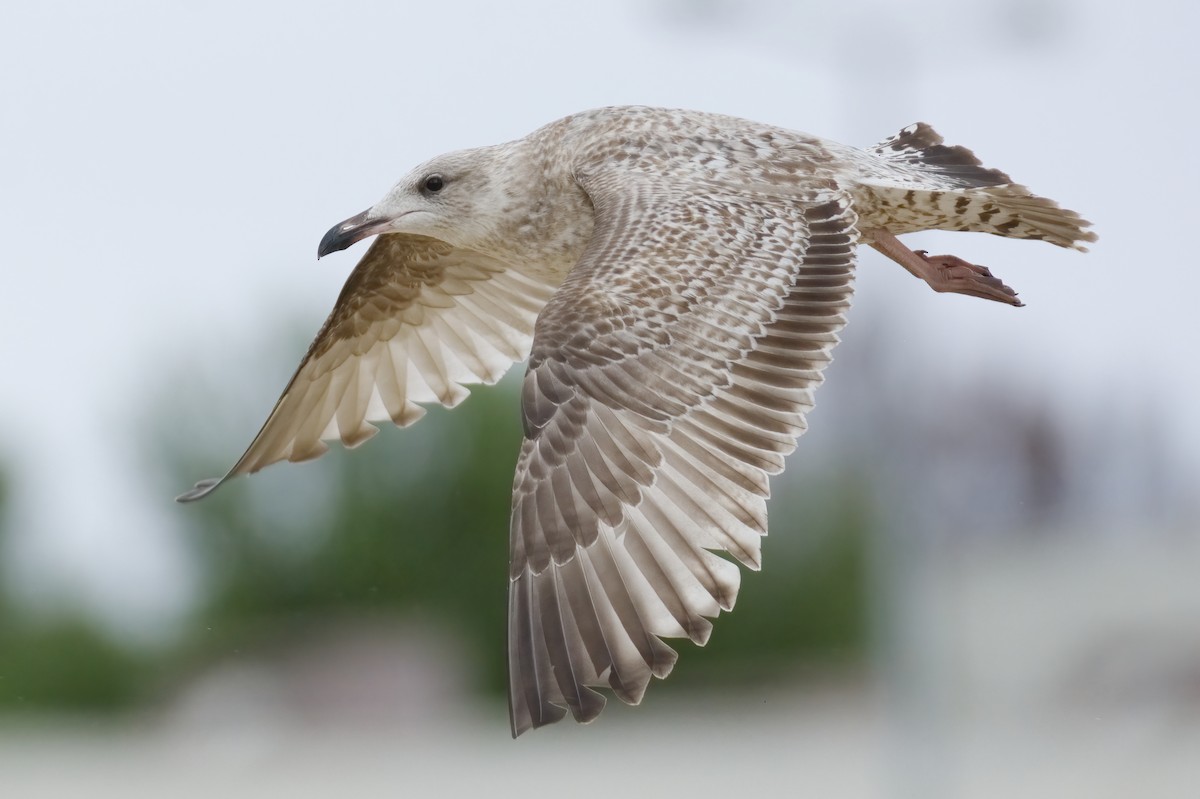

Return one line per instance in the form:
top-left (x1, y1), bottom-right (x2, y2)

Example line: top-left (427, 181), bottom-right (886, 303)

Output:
top-left (178, 106), bottom-right (1096, 736)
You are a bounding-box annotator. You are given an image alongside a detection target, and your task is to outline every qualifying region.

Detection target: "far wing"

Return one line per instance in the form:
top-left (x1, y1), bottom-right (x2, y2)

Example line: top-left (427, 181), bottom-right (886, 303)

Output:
top-left (179, 234), bottom-right (554, 501)
top-left (507, 171), bottom-right (858, 735)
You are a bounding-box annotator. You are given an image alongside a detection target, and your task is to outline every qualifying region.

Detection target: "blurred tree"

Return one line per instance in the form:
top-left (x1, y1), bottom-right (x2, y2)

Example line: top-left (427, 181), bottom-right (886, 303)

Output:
top-left (0, 619), bottom-right (148, 712)
top-left (0, 462), bottom-right (148, 712)
top-left (170, 389), bottom-right (521, 694)
top-left (154, 325), bottom-right (871, 703)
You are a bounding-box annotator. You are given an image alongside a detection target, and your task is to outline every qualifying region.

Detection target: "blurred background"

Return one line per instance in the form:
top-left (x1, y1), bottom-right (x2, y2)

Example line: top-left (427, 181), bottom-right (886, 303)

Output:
top-left (1, 0), bottom-right (1197, 796)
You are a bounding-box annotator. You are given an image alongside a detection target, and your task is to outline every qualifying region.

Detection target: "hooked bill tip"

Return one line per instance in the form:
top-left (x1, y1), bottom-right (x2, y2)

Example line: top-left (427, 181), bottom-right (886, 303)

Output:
top-left (317, 208), bottom-right (382, 258)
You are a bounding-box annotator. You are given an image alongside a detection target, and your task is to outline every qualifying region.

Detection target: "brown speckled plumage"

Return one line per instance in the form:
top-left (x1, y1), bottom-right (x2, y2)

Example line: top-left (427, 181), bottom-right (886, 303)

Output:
top-left (178, 106), bottom-right (1096, 736)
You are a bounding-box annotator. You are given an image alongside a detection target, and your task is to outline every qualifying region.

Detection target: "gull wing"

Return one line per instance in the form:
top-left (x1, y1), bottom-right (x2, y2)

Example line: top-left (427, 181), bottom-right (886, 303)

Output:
top-left (507, 170), bottom-right (858, 734)
top-left (178, 234), bottom-right (554, 501)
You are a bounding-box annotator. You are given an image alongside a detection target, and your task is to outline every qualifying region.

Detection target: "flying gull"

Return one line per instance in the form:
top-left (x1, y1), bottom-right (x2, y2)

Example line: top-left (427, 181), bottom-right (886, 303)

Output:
top-left (178, 106), bottom-right (1096, 736)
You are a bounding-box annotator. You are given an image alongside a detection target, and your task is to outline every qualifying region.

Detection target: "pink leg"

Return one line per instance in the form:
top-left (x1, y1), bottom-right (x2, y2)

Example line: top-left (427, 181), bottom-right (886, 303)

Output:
top-left (864, 228), bottom-right (1024, 307)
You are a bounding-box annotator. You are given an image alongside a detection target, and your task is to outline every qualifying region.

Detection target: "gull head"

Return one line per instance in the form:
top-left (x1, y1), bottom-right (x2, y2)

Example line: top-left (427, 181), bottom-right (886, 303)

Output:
top-left (318, 146), bottom-right (508, 258)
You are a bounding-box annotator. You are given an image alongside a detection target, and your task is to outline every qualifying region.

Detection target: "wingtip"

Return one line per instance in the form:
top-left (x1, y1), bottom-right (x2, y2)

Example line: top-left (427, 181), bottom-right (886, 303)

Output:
top-left (1073, 227), bottom-right (1098, 252)
top-left (175, 477), bottom-right (223, 503)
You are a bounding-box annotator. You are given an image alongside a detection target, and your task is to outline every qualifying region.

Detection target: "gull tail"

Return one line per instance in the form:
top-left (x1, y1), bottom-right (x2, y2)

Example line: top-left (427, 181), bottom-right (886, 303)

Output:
top-left (871, 123), bottom-right (1098, 250)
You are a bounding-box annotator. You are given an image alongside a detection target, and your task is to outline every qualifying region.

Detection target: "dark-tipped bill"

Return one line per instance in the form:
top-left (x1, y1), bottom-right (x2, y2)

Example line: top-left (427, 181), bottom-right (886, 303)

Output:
top-left (317, 209), bottom-right (389, 258)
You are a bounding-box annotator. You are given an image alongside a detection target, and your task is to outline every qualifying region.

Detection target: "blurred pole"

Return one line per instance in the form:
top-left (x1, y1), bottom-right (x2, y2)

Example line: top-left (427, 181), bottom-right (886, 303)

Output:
top-left (871, 426), bottom-right (958, 799)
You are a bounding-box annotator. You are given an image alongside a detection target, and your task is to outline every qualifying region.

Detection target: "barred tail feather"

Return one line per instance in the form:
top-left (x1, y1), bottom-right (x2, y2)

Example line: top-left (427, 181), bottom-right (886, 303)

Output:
top-left (870, 123), bottom-right (1098, 250)
top-left (975, 184), bottom-right (1098, 251)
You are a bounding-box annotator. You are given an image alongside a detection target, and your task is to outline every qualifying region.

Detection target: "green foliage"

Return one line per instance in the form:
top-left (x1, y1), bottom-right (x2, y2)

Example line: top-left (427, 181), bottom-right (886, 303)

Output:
top-left (175, 380), bottom-right (871, 697)
top-left (0, 462), bottom-right (149, 712)
top-left (0, 618), bottom-right (147, 712)
top-left (0, 327), bottom-right (873, 714)
top-left (667, 472), bottom-right (871, 689)
top-left (181, 387), bottom-right (525, 694)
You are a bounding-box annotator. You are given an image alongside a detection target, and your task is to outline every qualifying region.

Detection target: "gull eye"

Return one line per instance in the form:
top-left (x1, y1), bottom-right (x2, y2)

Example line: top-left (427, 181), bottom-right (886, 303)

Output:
top-left (422, 174), bottom-right (445, 194)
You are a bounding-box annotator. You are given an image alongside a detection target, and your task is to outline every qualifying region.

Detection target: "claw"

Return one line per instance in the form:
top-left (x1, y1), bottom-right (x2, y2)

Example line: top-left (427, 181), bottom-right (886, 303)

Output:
top-left (866, 228), bottom-right (1024, 307)
top-left (918, 253), bottom-right (1023, 306)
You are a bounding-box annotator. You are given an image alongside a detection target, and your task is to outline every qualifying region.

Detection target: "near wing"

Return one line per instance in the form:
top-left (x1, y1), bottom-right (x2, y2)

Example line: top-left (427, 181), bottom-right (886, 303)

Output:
top-left (507, 171), bottom-right (858, 735)
top-left (178, 234), bottom-right (554, 501)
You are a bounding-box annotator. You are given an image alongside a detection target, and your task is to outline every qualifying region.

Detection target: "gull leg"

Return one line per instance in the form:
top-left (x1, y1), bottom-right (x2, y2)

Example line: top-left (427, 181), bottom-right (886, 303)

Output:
top-left (864, 228), bottom-right (1024, 307)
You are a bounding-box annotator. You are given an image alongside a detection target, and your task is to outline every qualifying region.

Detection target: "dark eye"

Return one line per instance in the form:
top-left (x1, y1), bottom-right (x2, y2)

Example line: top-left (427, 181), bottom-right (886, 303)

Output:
top-left (422, 174), bottom-right (445, 194)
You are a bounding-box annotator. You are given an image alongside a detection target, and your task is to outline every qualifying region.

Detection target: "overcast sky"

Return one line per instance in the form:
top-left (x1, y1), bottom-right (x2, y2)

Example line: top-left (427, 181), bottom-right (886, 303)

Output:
top-left (1, 0), bottom-right (1195, 634)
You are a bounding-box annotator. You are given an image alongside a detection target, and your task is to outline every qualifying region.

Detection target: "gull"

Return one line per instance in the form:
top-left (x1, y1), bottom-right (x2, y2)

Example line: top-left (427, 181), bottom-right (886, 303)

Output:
top-left (178, 106), bottom-right (1096, 736)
